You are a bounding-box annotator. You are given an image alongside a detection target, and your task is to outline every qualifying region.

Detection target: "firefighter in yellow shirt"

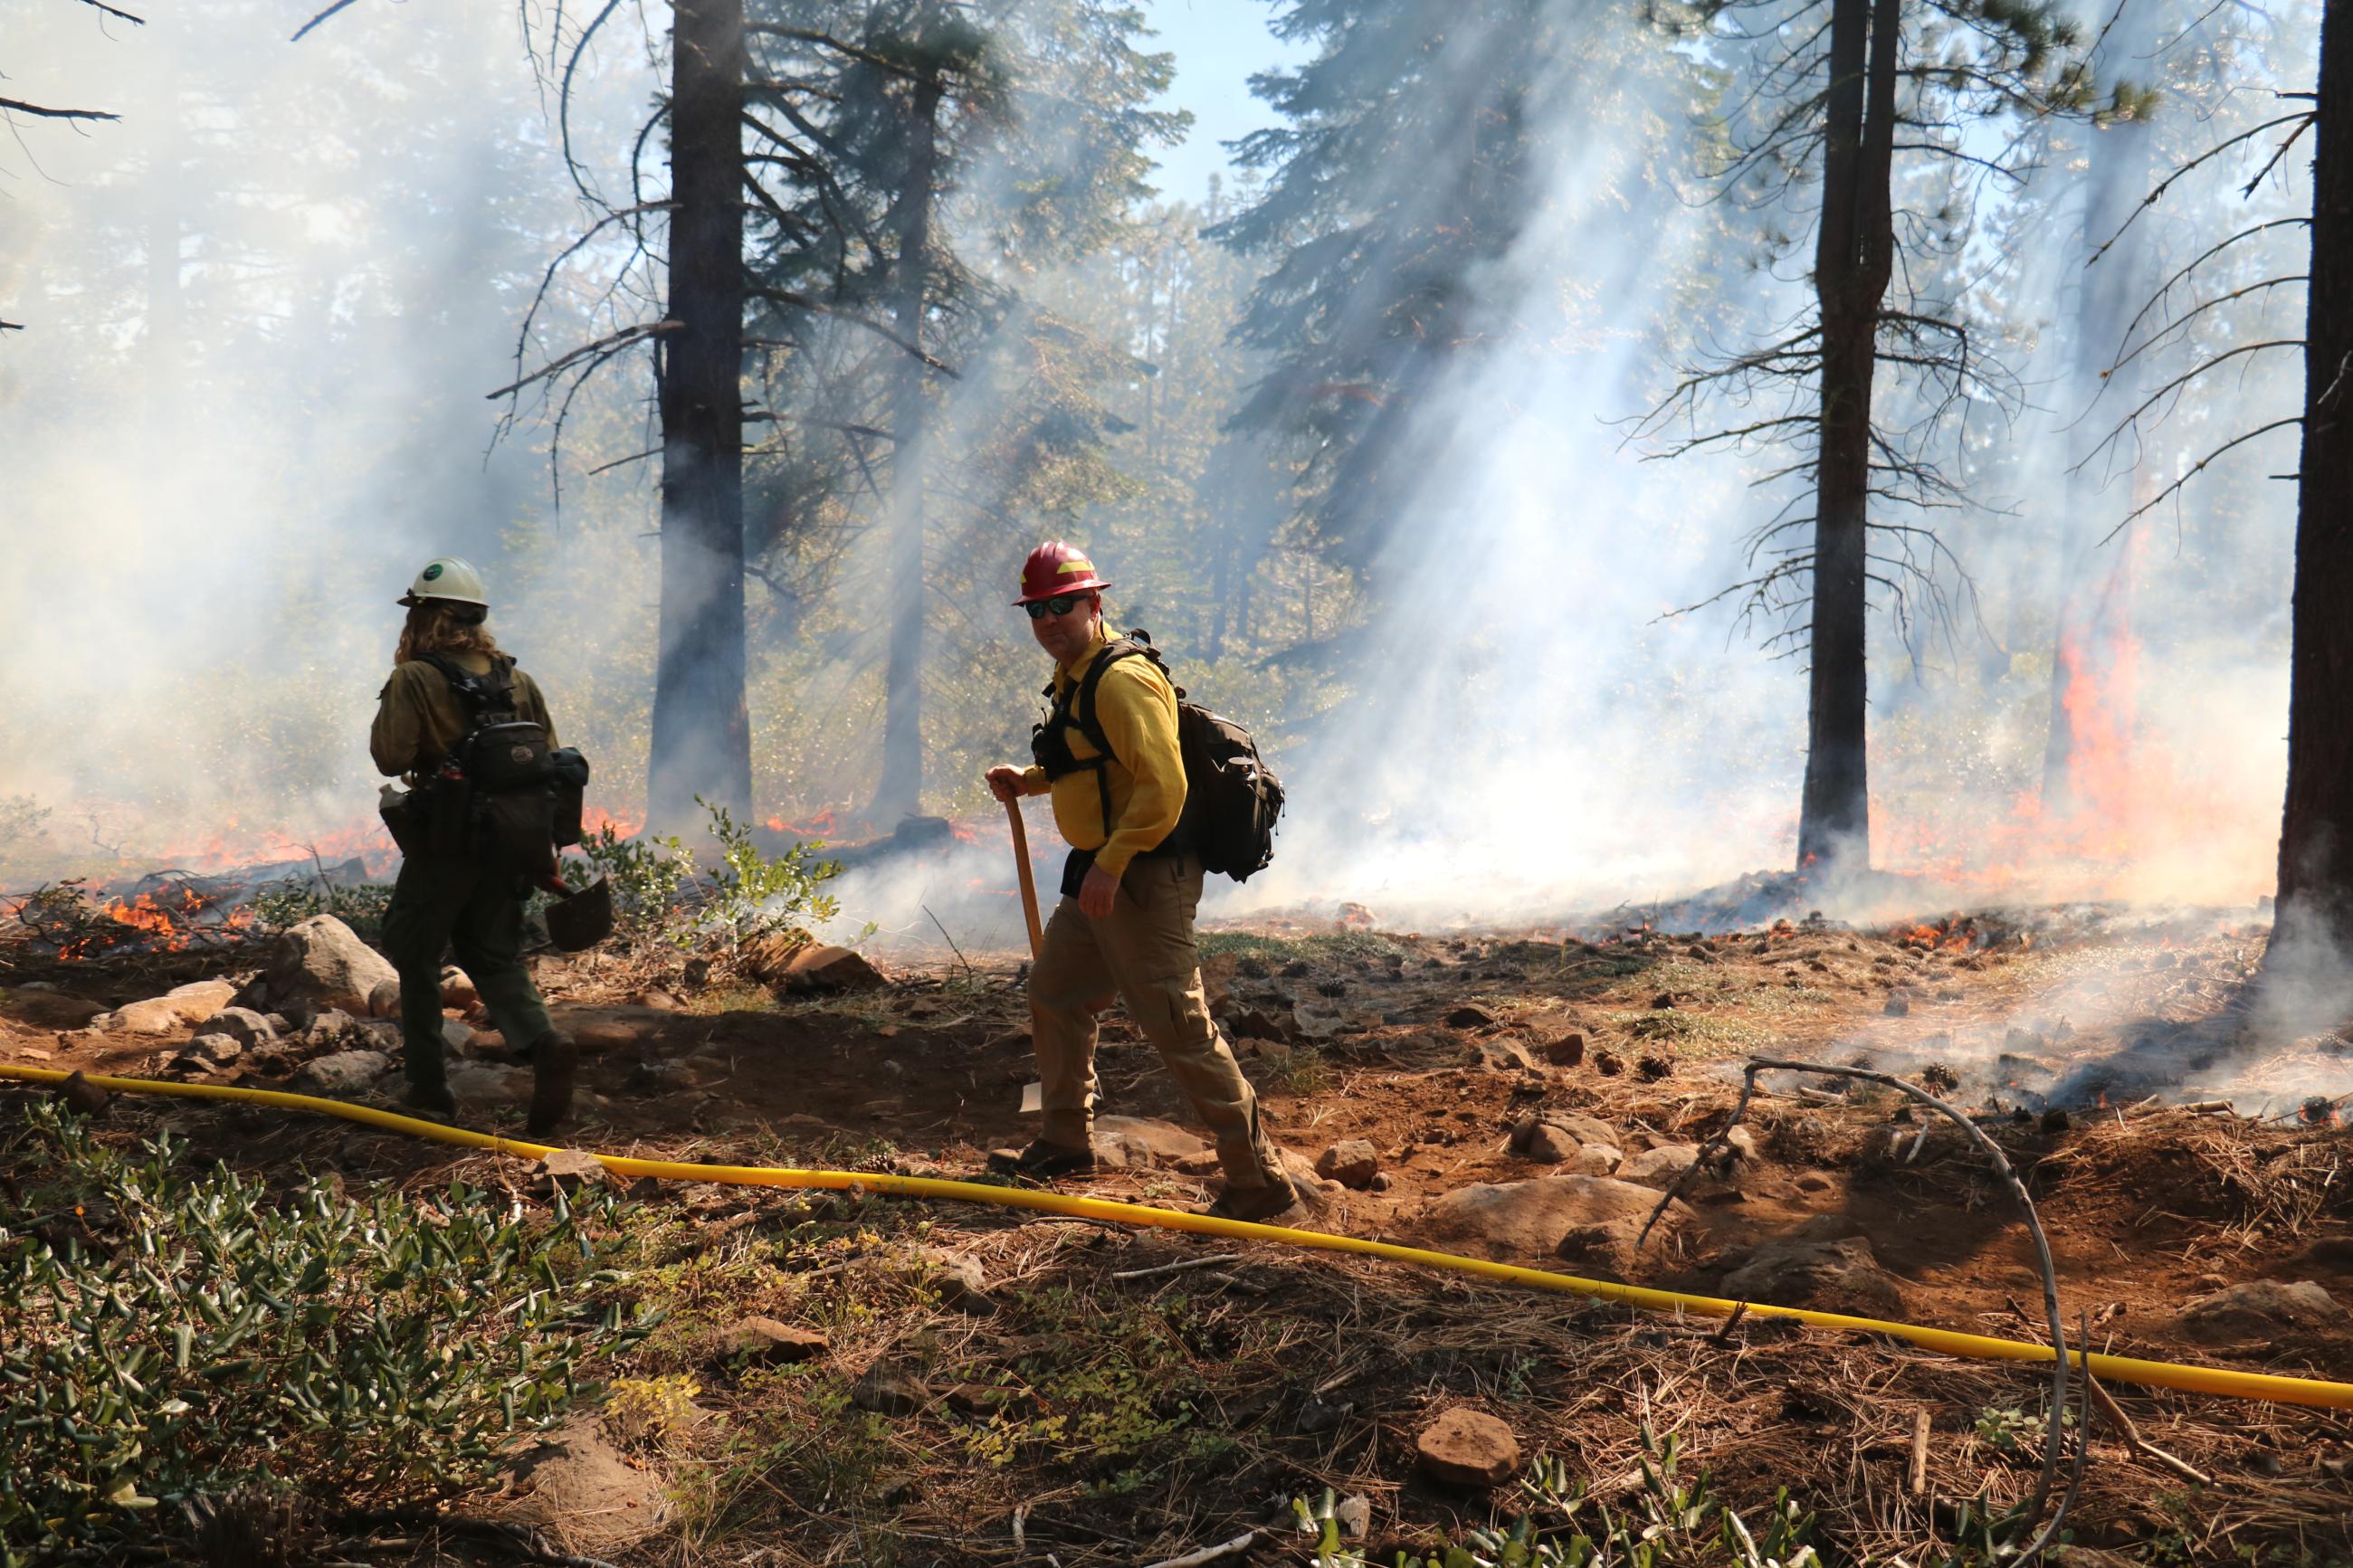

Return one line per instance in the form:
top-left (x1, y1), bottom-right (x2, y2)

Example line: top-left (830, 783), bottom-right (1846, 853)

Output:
top-left (985, 542), bottom-right (1297, 1221)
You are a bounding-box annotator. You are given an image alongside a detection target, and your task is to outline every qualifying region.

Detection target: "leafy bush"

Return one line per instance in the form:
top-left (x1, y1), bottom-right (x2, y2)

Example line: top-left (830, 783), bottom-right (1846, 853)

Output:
top-left (248, 879), bottom-right (395, 943)
top-left (0, 1103), bottom-right (660, 1561)
top-left (1295, 1430), bottom-right (1822, 1568)
top-left (553, 800), bottom-right (842, 953)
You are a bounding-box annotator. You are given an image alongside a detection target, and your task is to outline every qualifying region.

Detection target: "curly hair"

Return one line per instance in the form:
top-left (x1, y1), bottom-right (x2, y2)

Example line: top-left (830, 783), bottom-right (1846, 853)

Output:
top-left (394, 601), bottom-right (503, 669)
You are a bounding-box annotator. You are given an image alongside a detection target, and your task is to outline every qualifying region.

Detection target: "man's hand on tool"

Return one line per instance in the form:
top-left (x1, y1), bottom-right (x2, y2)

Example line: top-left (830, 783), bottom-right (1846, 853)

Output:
top-left (1078, 863), bottom-right (1119, 918)
top-left (986, 765), bottom-right (1025, 803)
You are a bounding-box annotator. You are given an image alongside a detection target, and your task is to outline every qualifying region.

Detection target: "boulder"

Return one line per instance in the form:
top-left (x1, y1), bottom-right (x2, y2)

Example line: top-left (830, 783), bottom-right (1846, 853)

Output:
top-left (291, 1050), bottom-right (393, 1096)
top-left (1617, 1144), bottom-right (1707, 1189)
top-left (1517, 1122), bottom-right (1583, 1164)
top-left (2182, 1280), bottom-right (2347, 1344)
top-left (711, 1317), bottom-right (829, 1366)
top-left (779, 945), bottom-right (888, 993)
top-left (260, 915), bottom-right (399, 1019)
top-left (165, 979), bottom-right (238, 1018)
top-left (107, 997), bottom-right (192, 1035)
top-left (1415, 1408), bottom-right (1521, 1488)
top-left (1093, 1116), bottom-right (1209, 1169)
top-left (440, 1017), bottom-right (475, 1055)
top-left (2, 989), bottom-right (109, 1029)
top-left (1415, 1176), bottom-right (1688, 1270)
top-left (440, 965), bottom-right (480, 1011)
top-left (1315, 1139), bottom-right (1382, 1189)
top-left (367, 980), bottom-right (403, 1021)
top-left (1718, 1235), bottom-right (1907, 1316)
top-left (196, 1007), bottom-right (276, 1047)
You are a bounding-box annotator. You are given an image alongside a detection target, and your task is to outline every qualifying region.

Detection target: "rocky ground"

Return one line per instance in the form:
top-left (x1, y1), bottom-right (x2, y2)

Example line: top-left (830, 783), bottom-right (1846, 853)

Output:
top-left (2, 905), bottom-right (2349, 1565)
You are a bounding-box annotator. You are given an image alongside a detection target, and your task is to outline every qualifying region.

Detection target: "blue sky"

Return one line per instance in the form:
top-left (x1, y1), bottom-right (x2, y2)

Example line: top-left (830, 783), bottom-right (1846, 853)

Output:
top-left (1136, 0), bottom-right (1306, 204)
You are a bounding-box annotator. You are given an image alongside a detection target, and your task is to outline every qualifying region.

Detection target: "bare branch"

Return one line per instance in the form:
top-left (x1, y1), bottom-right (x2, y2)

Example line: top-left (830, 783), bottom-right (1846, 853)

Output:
top-left (2099, 416), bottom-right (2302, 542)
top-left (74, 0), bottom-right (146, 24)
top-left (0, 97), bottom-right (118, 123)
top-left (289, 0), bottom-right (366, 43)
top-left (484, 319), bottom-right (681, 402)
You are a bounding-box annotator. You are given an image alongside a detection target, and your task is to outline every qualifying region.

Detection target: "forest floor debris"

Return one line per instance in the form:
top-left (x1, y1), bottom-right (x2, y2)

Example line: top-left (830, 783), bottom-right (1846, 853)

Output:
top-left (1, 902), bottom-right (2348, 1563)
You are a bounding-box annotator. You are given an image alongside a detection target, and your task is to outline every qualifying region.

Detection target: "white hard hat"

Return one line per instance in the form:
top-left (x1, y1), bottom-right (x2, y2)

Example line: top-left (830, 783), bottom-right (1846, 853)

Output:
top-left (397, 556), bottom-right (490, 608)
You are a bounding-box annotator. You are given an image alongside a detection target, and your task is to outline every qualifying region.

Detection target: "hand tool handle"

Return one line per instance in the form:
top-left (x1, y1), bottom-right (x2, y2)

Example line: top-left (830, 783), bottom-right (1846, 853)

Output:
top-left (1005, 796), bottom-right (1043, 961)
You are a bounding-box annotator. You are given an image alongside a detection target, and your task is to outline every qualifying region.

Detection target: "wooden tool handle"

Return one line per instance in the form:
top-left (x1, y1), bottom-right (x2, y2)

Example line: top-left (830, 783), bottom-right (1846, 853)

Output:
top-left (1005, 796), bottom-right (1043, 961)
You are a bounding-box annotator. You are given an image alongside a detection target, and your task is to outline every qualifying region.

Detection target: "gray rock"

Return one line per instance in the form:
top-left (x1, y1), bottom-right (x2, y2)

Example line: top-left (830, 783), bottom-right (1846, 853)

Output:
top-left (1510, 1111), bottom-right (1617, 1153)
top-left (304, 1009), bottom-right (360, 1046)
top-left (441, 1017), bottom-right (475, 1055)
top-left (1415, 1175), bottom-right (1690, 1270)
top-left (535, 1149), bottom-right (611, 1195)
top-left (189, 1032), bottom-right (243, 1065)
top-left (1518, 1122), bottom-right (1583, 1164)
top-left (1335, 1495), bottom-right (1372, 1540)
top-left (1617, 1144), bottom-right (1706, 1189)
top-left (2182, 1280), bottom-right (2347, 1343)
top-left (196, 1007), bottom-right (276, 1047)
top-left (1315, 1139), bottom-right (1382, 1188)
top-left (447, 1061), bottom-right (533, 1108)
top-left (1719, 1235), bottom-right (1907, 1316)
top-left (261, 915), bottom-right (399, 1019)
top-left (291, 1049), bottom-right (394, 1096)
top-left (1092, 1116), bottom-right (1209, 1169)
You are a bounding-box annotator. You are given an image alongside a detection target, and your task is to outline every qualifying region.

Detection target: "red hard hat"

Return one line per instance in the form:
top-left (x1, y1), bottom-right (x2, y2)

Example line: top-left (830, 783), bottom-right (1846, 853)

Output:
top-left (1014, 540), bottom-right (1110, 605)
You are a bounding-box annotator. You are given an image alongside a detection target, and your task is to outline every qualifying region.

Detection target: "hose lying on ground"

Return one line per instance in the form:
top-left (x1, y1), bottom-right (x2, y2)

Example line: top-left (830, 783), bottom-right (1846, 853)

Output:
top-left (5, 1062), bottom-right (2349, 1411)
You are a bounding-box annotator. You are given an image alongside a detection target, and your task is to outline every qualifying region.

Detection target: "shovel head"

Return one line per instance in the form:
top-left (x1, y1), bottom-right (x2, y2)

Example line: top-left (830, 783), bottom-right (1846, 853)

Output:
top-left (544, 875), bottom-right (614, 951)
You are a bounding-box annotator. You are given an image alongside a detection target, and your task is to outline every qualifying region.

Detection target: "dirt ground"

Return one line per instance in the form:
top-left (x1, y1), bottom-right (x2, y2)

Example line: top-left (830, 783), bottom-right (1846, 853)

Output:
top-left (4, 907), bottom-right (2350, 1565)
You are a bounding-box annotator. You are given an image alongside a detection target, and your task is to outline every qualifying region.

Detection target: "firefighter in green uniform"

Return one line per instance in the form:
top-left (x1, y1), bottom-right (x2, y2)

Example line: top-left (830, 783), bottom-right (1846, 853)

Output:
top-left (371, 556), bottom-right (576, 1135)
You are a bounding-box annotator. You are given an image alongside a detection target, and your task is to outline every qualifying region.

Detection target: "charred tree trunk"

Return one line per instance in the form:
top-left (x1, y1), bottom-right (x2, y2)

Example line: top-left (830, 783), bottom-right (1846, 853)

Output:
top-left (871, 65), bottom-right (944, 828)
top-left (1796, 0), bottom-right (1899, 875)
top-left (2273, 0), bottom-right (2353, 965)
top-left (647, 0), bottom-right (752, 833)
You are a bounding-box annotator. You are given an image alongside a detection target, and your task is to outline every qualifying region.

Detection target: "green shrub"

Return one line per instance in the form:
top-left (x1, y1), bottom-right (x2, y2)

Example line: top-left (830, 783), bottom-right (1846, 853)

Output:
top-left (0, 1103), bottom-right (660, 1561)
top-left (248, 879), bottom-right (395, 943)
top-left (1295, 1430), bottom-right (1822, 1568)
top-left (550, 800), bottom-right (843, 953)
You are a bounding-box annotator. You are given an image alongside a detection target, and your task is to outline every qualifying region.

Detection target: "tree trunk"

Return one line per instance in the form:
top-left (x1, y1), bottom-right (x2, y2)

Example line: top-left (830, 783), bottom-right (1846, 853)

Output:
top-left (2273, 0), bottom-right (2353, 965)
top-left (870, 66), bottom-right (944, 828)
top-left (646, 0), bottom-right (752, 833)
top-left (1796, 0), bottom-right (1898, 875)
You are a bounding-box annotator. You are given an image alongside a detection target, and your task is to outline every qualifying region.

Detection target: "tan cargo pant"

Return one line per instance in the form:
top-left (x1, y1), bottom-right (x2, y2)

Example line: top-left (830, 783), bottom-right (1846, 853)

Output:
top-left (1030, 851), bottom-right (1283, 1190)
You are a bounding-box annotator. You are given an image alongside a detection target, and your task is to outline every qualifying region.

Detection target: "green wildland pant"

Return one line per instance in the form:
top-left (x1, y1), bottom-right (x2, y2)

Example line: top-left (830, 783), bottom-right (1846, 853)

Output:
top-left (379, 852), bottom-right (555, 1092)
top-left (1029, 851), bottom-right (1284, 1190)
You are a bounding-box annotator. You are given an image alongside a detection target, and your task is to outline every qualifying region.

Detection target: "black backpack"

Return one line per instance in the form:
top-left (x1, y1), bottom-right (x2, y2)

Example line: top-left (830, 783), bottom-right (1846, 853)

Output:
top-left (412, 654), bottom-right (590, 871)
top-left (1030, 631), bottom-right (1284, 882)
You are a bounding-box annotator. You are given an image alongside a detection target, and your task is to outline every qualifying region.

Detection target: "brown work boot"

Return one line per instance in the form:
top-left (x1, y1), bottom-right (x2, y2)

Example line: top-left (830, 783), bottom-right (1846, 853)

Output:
top-left (1205, 1175), bottom-right (1301, 1223)
top-left (525, 1030), bottom-right (578, 1137)
top-left (986, 1139), bottom-right (1099, 1179)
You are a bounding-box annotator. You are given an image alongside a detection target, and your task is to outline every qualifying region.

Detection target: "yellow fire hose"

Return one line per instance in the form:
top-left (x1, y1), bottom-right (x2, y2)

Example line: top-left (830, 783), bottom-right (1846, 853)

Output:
top-left (5, 1063), bottom-right (2349, 1412)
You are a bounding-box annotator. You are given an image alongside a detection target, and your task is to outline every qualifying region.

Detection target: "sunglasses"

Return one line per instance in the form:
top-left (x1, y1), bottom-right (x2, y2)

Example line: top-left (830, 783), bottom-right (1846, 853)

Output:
top-left (1024, 594), bottom-right (1091, 620)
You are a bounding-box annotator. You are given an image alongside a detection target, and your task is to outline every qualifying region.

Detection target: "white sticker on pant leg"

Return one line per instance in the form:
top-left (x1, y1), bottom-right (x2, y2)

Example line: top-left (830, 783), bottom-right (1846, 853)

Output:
top-left (1021, 1080), bottom-right (1043, 1114)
